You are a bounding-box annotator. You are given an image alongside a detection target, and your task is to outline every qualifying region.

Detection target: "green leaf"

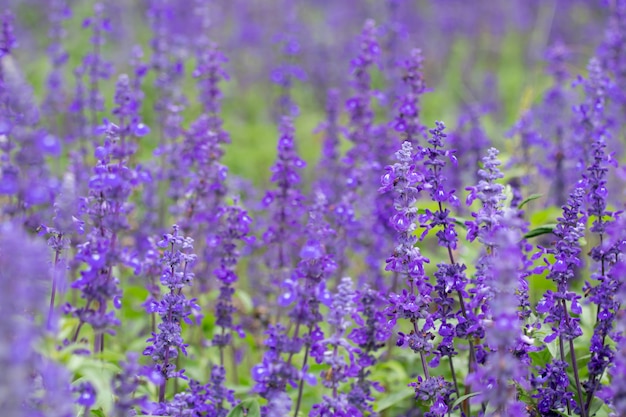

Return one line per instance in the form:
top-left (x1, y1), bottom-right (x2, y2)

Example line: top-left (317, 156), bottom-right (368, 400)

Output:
top-left (227, 399), bottom-right (261, 417)
top-left (451, 392), bottom-right (481, 409)
top-left (529, 349), bottom-right (553, 368)
top-left (90, 410), bottom-right (106, 417)
top-left (524, 224), bottom-right (556, 239)
top-left (519, 193), bottom-right (543, 209)
top-left (589, 397), bottom-right (609, 416)
top-left (374, 386), bottom-right (414, 412)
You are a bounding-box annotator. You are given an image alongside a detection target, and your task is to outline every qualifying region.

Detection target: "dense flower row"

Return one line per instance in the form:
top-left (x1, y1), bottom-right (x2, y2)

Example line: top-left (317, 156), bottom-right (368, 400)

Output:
top-left (2, 2), bottom-right (626, 417)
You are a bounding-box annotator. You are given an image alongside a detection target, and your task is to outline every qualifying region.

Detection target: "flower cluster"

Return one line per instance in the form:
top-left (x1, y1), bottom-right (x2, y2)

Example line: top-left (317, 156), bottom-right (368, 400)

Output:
top-left (143, 225), bottom-right (199, 402)
top-left (4, 2), bottom-right (626, 417)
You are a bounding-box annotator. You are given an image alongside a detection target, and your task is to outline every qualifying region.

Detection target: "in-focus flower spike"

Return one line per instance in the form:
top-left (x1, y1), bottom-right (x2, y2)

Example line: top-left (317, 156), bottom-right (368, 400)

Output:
top-left (391, 48), bottom-right (427, 145)
top-left (416, 121), bottom-right (471, 402)
top-left (467, 208), bottom-right (530, 416)
top-left (143, 225), bottom-right (199, 403)
top-left (380, 142), bottom-right (432, 382)
top-left (67, 76), bottom-right (143, 350)
top-left (418, 121), bottom-right (459, 244)
top-left (310, 276), bottom-right (361, 417)
top-left (578, 67), bottom-right (623, 411)
top-left (533, 186), bottom-right (586, 414)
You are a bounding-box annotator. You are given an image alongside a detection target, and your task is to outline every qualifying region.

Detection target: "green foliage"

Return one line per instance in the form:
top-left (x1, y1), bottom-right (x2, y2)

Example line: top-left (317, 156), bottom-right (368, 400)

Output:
top-left (227, 399), bottom-right (261, 417)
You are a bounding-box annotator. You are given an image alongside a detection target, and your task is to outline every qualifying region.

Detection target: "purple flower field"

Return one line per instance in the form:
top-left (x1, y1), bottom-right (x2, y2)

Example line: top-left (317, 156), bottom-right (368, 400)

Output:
top-left (3, 1), bottom-right (626, 416)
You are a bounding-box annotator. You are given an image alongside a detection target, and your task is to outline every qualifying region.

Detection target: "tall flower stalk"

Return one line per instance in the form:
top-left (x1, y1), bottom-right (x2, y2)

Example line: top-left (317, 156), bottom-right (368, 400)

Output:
top-left (310, 276), bottom-right (361, 416)
top-left (535, 186), bottom-right (586, 415)
top-left (210, 203), bottom-right (252, 411)
top-left (380, 141), bottom-right (439, 407)
top-left (143, 225), bottom-right (199, 404)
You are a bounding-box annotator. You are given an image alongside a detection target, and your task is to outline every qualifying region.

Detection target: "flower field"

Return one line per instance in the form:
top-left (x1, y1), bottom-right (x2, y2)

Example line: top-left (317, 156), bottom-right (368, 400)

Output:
top-left (2, 1), bottom-right (626, 416)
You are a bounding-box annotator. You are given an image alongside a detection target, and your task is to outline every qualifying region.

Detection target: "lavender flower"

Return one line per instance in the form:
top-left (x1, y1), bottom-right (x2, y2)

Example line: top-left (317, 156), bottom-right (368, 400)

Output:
top-left (463, 147), bottom-right (507, 365)
top-left (580, 76), bottom-right (621, 411)
top-left (252, 323), bottom-right (300, 416)
top-left (81, 4), bottom-right (113, 130)
top-left (0, 222), bottom-right (73, 417)
top-left (391, 48), bottom-right (426, 145)
top-left (270, 1), bottom-right (306, 117)
top-left (468, 209), bottom-right (530, 416)
top-left (112, 354), bottom-right (150, 417)
top-left (380, 141), bottom-right (432, 380)
top-left (343, 19), bottom-right (380, 193)
top-left (348, 286), bottom-right (390, 413)
top-left (534, 186), bottom-right (586, 414)
top-left (0, 13), bottom-right (57, 227)
top-left (212, 204), bottom-right (251, 356)
top-left (315, 88), bottom-right (344, 202)
top-left (310, 276), bottom-right (361, 417)
top-left (572, 58), bottom-right (612, 172)
top-left (605, 241), bottom-right (626, 415)
top-left (536, 187), bottom-right (586, 343)
top-left (67, 76), bottom-right (145, 350)
top-left (598, 0), bottom-right (626, 108)
top-left (42, 0), bottom-right (71, 124)
top-left (143, 225), bottom-right (199, 403)
top-left (450, 106), bottom-right (492, 191)
top-left (259, 116), bottom-right (306, 302)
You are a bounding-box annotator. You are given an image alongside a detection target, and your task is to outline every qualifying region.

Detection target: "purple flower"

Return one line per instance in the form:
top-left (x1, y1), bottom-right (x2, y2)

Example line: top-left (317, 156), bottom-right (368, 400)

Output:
top-left (348, 286), bottom-right (391, 413)
top-left (82, 4), bottom-right (113, 129)
top-left (112, 354), bottom-right (151, 417)
top-left (468, 209), bottom-right (530, 415)
top-left (212, 204), bottom-right (252, 355)
top-left (315, 88), bottom-right (345, 202)
top-left (259, 115), bottom-right (306, 300)
top-left (390, 48), bottom-right (427, 145)
top-left (67, 92), bottom-right (142, 348)
top-left (73, 381), bottom-right (97, 408)
top-left (537, 186), bottom-right (585, 343)
top-left (42, 0), bottom-right (71, 121)
top-left (143, 225), bottom-right (199, 403)
top-left (252, 324), bottom-right (299, 415)
top-left (0, 222), bottom-right (74, 417)
top-left (310, 277), bottom-right (361, 416)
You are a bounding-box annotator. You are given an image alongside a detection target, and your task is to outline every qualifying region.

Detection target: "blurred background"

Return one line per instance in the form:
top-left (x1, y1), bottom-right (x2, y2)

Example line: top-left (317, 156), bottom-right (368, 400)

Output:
top-left (6, 0), bottom-right (608, 185)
